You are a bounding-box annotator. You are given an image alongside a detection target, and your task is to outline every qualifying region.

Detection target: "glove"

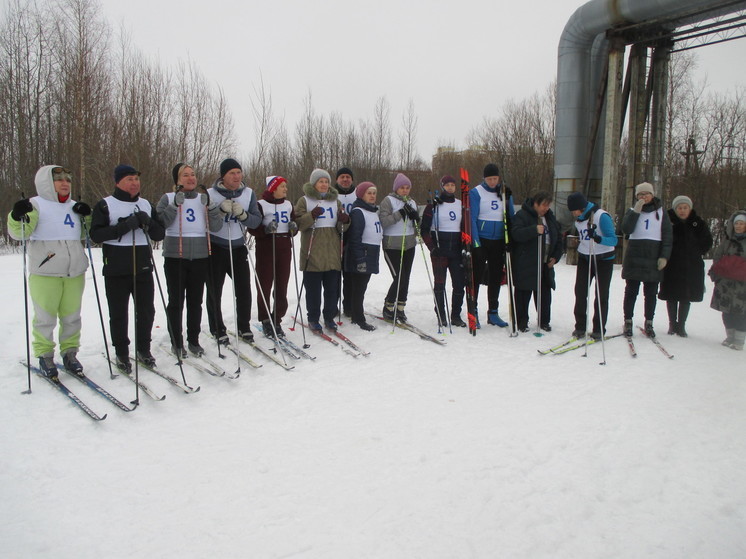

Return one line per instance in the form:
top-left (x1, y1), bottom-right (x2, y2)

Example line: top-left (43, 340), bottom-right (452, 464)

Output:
top-left (11, 199), bottom-right (33, 222)
top-left (398, 207), bottom-right (409, 220)
top-left (657, 257), bottom-right (667, 271)
top-left (288, 221), bottom-right (298, 235)
top-left (200, 193), bottom-right (209, 206)
top-left (174, 192), bottom-right (185, 206)
top-left (265, 221), bottom-right (278, 234)
top-left (405, 205), bottom-right (420, 222)
top-left (590, 224), bottom-right (602, 243)
top-left (504, 186), bottom-right (512, 199)
top-left (432, 195), bottom-right (444, 206)
top-left (311, 206), bottom-right (324, 219)
top-left (136, 211), bottom-right (151, 228)
top-left (338, 211), bottom-right (350, 224)
top-left (231, 201), bottom-right (248, 220)
top-left (220, 200), bottom-right (233, 214)
top-left (633, 199), bottom-right (645, 213)
top-left (117, 214), bottom-right (140, 234)
top-left (72, 202), bottom-right (92, 216)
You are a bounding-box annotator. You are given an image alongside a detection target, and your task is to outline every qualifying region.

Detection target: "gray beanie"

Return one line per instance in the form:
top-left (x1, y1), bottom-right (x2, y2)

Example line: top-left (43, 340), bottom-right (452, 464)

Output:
top-left (310, 168), bottom-right (331, 186)
top-left (671, 195), bottom-right (693, 210)
top-left (635, 182), bottom-right (655, 197)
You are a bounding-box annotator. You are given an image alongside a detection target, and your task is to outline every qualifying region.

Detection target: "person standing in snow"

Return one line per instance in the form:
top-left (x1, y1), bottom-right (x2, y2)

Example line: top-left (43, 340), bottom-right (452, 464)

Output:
top-left (205, 158), bottom-right (262, 344)
top-left (8, 165), bottom-right (91, 378)
top-left (156, 163), bottom-right (222, 357)
top-left (509, 191), bottom-right (563, 333)
top-left (621, 182), bottom-right (672, 338)
top-left (90, 165), bottom-right (165, 372)
top-left (294, 168), bottom-right (349, 332)
top-left (344, 181), bottom-right (382, 331)
top-left (249, 176), bottom-right (298, 338)
top-left (658, 195), bottom-right (713, 337)
top-left (334, 167), bottom-right (356, 318)
top-left (709, 210), bottom-right (746, 350)
top-left (379, 172), bottom-right (419, 323)
top-left (420, 174), bottom-right (466, 327)
top-left (469, 163), bottom-right (515, 328)
top-left (566, 192), bottom-right (618, 340)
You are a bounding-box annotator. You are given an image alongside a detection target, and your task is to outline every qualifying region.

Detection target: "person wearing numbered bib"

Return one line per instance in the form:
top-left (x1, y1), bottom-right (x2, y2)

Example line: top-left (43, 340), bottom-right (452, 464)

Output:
top-left (344, 181), bottom-right (382, 331)
top-left (8, 165), bottom-right (91, 378)
top-left (380, 173), bottom-right (419, 323)
top-left (206, 158), bottom-right (263, 344)
top-left (295, 168), bottom-right (350, 332)
top-left (421, 175), bottom-right (466, 327)
top-left (334, 167), bottom-right (356, 318)
top-left (621, 182), bottom-right (673, 338)
top-left (90, 165), bottom-right (166, 372)
top-left (249, 176), bottom-right (298, 338)
top-left (156, 163), bottom-right (223, 357)
top-left (567, 192), bottom-right (618, 340)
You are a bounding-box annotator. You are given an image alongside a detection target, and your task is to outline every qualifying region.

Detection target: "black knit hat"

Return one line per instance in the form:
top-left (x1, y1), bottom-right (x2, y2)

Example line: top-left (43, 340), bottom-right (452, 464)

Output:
top-left (219, 158), bottom-right (242, 178)
top-left (114, 164), bottom-right (140, 184)
top-left (483, 163), bottom-right (500, 178)
top-left (172, 162), bottom-right (187, 186)
top-left (336, 167), bottom-right (354, 180)
top-left (567, 192), bottom-right (588, 212)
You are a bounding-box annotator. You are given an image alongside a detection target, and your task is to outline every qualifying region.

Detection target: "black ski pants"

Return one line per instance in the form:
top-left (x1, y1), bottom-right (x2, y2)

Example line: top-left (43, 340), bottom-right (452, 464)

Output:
top-left (164, 256), bottom-right (208, 348)
top-left (206, 244), bottom-right (252, 336)
top-left (472, 238), bottom-right (505, 312)
top-left (104, 273), bottom-right (155, 357)
top-left (623, 280), bottom-right (659, 321)
top-left (573, 255), bottom-right (613, 334)
top-left (384, 247), bottom-right (415, 304)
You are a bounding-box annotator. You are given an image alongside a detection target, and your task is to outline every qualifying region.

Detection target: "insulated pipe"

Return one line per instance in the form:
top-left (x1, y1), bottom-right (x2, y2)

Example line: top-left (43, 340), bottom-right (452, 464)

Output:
top-left (554, 0), bottom-right (746, 224)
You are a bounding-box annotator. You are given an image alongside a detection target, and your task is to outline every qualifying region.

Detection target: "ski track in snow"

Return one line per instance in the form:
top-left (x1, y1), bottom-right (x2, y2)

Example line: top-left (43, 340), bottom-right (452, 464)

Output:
top-left (0, 248), bottom-right (744, 558)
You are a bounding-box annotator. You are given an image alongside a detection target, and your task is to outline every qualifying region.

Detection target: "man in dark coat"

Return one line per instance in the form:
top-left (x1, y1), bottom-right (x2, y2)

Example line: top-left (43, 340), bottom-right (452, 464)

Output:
top-left (510, 191), bottom-right (563, 332)
top-left (658, 195), bottom-right (713, 337)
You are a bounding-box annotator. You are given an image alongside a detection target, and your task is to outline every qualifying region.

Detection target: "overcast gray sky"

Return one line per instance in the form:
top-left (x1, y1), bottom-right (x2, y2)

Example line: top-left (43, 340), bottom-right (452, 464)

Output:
top-left (99, 0), bottom-right (746, 164)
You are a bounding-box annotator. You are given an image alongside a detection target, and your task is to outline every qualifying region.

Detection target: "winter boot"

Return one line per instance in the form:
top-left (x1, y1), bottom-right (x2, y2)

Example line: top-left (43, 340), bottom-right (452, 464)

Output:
top-left (572, 329), bottom-right (586, 339)
top-left (396, 301), bottom-right (408, 324)
top-left (676, 320), bottom-right (688, 338)
top-left (308, 321), bottom-right (323, 333)
top-left (644, 319), bottom-right (656, 338)
top-left (171, 346), bottom-right (187, 360)
top-left (39, 355), bottom-right (59, 381)
top-left (729, 330), bottom-right (745, 351)
top-left (356, 320), bottom-right (376, 331)
top-left (215, 333), bottom-right (230, 346)
top-left (667, 322), bottom-right (677, 335)
top-left (324, 319), bottom-right (338, 331)
top-left (274, 323), bottom-right (285, 338)
top-left (238, 329), bottom-right (254, 343)
top-left (722, 328), bottom-right (735, 347)
top-left (451, 315), bottom-right (467, 328)
top-left (137, 350), bottom-right (157, 368)
top-left (623, 319), bottom-right (633, 338)
top-left (188, 342), bottom-right (205, 356)
top-left (487, 309), bottom-right (508, 327)
top-left (62, 351), bottom-right (84, 376)
top-left (382, 301), bottom-right (396, 322)
top-left (115, 354), bottom-right (132, 374)
top-left (261, 319), bottom-right (276, 339)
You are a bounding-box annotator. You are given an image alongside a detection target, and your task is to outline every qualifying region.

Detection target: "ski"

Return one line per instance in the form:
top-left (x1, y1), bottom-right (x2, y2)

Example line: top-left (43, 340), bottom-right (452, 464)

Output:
top-left (460, 167), bottom-right (478, 336)
top-left (537, 337), bottom-right (578, 356)
top-left (367, 313), bottom-right (447, 346)
top-left (637, 327), bottom-right (674, 359)
top-left (22, 362), bottom-right (107, 421)
top-left (330, 328), bottom-right (370, 356)
top-left (301, 322), bottom-right (360, 357)
top-left (551, 333), bottom-right (623, 354)
top-left (105, 355), bottom-right (166, 401)
top-left (255, 322), bottom-right (317, 360)
top-left (221, 344), bottom-right (260, 372)
top-left (58, 364), bottom-right (137, 412)
top-left (252, 323), bottom-right (301, 359)
top-left (144, 350), bottom-right (200, 393)
top-left (626, 336), bottom-right (638, 358)
top-left (227, 330), bottom-right (296, 370)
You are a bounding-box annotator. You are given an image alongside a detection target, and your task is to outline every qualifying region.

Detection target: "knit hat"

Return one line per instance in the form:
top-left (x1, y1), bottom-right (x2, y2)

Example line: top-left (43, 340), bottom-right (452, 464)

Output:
top-left (265, 175), bottom-right (287, 193)
top-left (355, 181), bottom-right (376, 199)
top-left (392, 172), bottom-right (412, 192)
top-left (440, 175), bottom-right (456, 188)
top-left (671, 195), bottom-right (693, 210)
top-left (172, 162), bottom-right (188, 186)
top-left (219, 158), bottom-right (242, 178)
top-left (566, 192), bottom-right (588, 212)
top-left (483, 163), bottom-right (500, 178)
top-left (635, 182), bottom-right (655, 197)
top-left (310, 168), bottom-right (331, 186)
top-left (734, 214), bottom-right (746, 225)
top-left (336, 167), bottom-right (354, 180)
top-left (114, 164), bottom-right (140, 184)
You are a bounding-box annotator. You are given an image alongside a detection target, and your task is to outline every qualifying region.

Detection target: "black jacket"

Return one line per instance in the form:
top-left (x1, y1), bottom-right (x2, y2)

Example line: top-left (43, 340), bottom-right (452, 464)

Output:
top-left (343, 198), bottom-right (381, 275)
top-left (90, 188), bottom-right (165, 276)
top-left (659, 208), bottom-right (712, 302)
top-left (510, 198), bottom-right (563, 291)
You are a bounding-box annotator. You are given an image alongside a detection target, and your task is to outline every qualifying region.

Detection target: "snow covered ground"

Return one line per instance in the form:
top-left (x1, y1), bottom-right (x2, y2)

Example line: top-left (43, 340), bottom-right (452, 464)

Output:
top-left (0, 245), bottom-right (744, 559)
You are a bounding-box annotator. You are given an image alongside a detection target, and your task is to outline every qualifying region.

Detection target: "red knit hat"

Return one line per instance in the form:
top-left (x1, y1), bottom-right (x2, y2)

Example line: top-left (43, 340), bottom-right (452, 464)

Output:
top-left (265, 175), bottom-right (287, 193)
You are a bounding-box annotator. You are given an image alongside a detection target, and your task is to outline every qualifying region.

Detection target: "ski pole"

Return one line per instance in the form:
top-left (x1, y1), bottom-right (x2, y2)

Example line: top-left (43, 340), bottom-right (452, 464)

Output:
top-left (590, 225), bottom-right (607, 365)
top-left (412, 208), bottom-right (442, 334)
top-left (202, 187), bottom-right (224, 360)
top-left (501, 183), bottom-right (518, 337)
top-left (20, 202), bottom-right (32, 395)
top-left (131, 217), bottom-right (140, 405)
top-left (390, 212), bottom-right (408, 333)
top-left (226, 221), bottom-right (241, 376)
top-left (534, 225), bottom-right (543, 337)
top-left (289, 233), bottom-right (309, 348)
top-left (582, 218), bottom-right (595, 357)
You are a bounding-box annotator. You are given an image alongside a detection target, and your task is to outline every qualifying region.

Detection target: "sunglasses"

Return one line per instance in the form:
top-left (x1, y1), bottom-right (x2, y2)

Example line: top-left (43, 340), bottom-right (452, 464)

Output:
top-left (52, 167), bottom-right (73, 181)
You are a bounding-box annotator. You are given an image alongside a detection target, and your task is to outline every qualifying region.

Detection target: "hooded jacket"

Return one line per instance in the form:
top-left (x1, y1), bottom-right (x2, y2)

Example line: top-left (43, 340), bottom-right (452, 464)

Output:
top-left (710, 209), bottom-right (746, 315)
top-left (7, 165), bottom-right (89, 277)
top-left (294, 182), bottom-right (347, 272)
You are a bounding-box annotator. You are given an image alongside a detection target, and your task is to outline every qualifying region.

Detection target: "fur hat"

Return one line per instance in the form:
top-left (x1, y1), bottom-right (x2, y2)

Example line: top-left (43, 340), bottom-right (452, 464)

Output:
top-left (309, 168), bottom-right (331, 186)
top-left (355, 181), bottom-right (376, 199)
top-left (566, 192), bottom-right (588, 212)
top-left (483, 163), bottom-right (500, 178)
top-left (219, 158), bottom-right (242, 178)
top-left (114, 164), bottom-right (140, 184)
top-left (635, 182), bottom-right (655, 197)
top-left (671, 195), bottom-right (693, 210)
top-left (392, 172), bottom-right (411, 192)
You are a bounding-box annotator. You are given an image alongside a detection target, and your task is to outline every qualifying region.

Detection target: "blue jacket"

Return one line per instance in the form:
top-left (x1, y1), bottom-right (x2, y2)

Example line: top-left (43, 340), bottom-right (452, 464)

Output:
top-left (468, 182), bottom-right (515, 246)
top-left (577, 202), bottom-right (617, 262)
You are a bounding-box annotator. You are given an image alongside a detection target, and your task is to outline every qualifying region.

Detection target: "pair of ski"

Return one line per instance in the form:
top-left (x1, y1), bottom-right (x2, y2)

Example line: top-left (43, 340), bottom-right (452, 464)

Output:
top-left (633, 326), bottom-right (674, 359)
top-left (367, 313), bottom-right (447, 346)
top-left (226, 330), bottom-right (295, 370)
top-left (300, 321), bottom-right (369, 357)
top-left (538, 333), bottom-right (623, 355)
top-left (254, 322), bottom-right (316, 361)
